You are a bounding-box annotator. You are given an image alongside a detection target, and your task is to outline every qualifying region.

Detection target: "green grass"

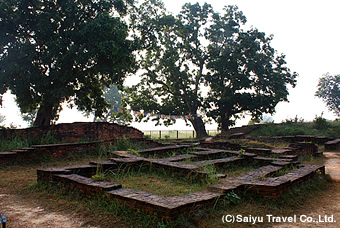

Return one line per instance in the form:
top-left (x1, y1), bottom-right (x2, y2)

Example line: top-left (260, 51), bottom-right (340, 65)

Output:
top-left (0, 132), bottom-right (60, 152)
top-left (110, 165), bottom-right (209, 197)
top-left (107, 137), bottom-right (146, 151)
top-left (250, 119), bottom-right (340, 138)
top-left (99, 159), bottom-right (263, 197)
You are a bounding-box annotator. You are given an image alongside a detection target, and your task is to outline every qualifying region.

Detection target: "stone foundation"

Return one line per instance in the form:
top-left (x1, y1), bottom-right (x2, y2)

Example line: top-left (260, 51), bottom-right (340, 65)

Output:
top-left (37, 145), bottom-right (326, 219)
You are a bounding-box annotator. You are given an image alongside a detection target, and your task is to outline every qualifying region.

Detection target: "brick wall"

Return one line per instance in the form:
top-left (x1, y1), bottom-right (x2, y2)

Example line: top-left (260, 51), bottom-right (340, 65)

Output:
top-left (0, 122), bottom-right (144, 142)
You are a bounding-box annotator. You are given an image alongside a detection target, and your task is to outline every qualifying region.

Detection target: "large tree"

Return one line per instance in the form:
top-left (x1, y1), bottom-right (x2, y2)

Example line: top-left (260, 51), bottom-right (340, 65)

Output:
top-left (0, 0), bottom-right (136, 126)
top-left (127, 2), bottom-right (297, 136)
top-left (127, 2), bottom-right (213, 138)
top-left (315, 73), bottom-right (340, 117)
top-left (205, 5), bottom-right (298, 131)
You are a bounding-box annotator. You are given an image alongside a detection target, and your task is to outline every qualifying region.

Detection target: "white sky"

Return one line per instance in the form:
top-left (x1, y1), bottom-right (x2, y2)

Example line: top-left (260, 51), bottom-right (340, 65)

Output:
top-left (0, 0), bottom-right (339, 130)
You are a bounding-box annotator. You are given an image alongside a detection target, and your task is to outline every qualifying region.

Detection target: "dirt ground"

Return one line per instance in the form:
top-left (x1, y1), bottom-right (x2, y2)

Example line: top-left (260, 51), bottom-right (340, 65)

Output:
top-left (0, 152), bottom-right (339, 228)
top-left (0, 192), bottom-right (97, 228)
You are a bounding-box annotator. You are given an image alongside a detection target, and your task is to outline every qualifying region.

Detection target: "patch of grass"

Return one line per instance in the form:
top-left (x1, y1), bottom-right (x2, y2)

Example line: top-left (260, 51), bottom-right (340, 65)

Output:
top-left (298, 154), bottom-right (326, 165)
top-left (250, 119), bottom-right (340, 138)
top-left (108, 165), bottom-right (211, 197)
top-left (107, 137), bottom-right (145, 152)
top-left (201, 164), bottom-right (219, 184)
top-left (0, 132), bottom-right (60, 152)
top-left (0, 135), bottom-right (30, 152)
top-left (218, 161), bottom-right (262, 178)
top-left (267, 165), bottom-right (296, 178)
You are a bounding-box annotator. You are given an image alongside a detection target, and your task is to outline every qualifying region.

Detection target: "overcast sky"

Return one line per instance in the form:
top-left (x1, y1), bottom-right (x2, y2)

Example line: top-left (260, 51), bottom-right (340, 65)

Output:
top-left (0, 0), bottom-right (339, 130)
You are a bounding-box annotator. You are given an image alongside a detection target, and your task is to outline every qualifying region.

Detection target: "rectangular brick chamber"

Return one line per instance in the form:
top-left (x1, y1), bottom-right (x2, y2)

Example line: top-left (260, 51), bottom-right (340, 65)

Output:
top-left (36, 143), bottom-right (327, 219)
top-left (37, 160), bottom-right (222, 220)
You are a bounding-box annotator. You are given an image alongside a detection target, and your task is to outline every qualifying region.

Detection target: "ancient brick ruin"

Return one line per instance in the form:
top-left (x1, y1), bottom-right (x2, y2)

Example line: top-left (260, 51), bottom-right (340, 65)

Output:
top-left (37, 144), bottom-right (325, 220)
top-left (0, 122), bottom-right (144, 142)
top-left (0, 122), bottom-right (158, 163)
top-left (0, 122), bottom-right (336, 219)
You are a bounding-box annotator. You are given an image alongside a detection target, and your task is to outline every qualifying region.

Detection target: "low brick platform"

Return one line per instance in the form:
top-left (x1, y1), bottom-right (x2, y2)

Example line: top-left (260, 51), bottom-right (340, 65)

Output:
top-left (0, 152), bottom-right (17, 163)
top-left (325, 139), bottom-right (340, 150)
top-left (37, 160), bottom-right (223, 219)
top-left (55, 174), bottom-right (122, 195)
top-left (108, 189), bottom-right (220, 220)
top-left (1, 137), bottom-right (163, 164)
top-left (210, 165), bottom-right (325, 198)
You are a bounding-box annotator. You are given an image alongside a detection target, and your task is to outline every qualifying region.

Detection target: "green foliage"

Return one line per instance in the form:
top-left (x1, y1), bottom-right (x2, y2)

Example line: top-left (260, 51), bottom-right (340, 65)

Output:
top-left (205, 5), bottom-right (297, 132)
top-left (0, 133), bottom-right (59, 152)
top-left (127, 2), bottom-right (213, 138)
top-left (0, 135), bottom-right (30, 152)
top-left (107, 137), bottom-right (144, 152)
top-left (92, 170), bottom-right (115, 182)
top-left (202, 164), bottom-right (219, 185)
top-left (282, 115), bottom-right (305, 124)
top-left (238, 148), bottom-right (245, 158)
top-left (127, 2), bottom-right (297, 136)
top-left (250, 119), bottom-right (340, 138)
top-left (39, 131), bottom-right (60, 145)
top-left (0, 0), bottom-right (137, 126)
top-left (313, 115), bottom-right (329, 130)
top-left (21, 110), bottom-right (37, 127)
top-left (224, 191), bottom-right (241, 205)
top-left (315, 73), bottom-right (340, 117)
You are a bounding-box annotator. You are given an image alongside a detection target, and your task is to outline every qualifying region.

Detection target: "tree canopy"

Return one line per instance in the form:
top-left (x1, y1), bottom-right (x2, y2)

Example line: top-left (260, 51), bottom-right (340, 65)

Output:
top-left (205, 5), bottom-right (297, 131)
top-left (315, 73), bottom-right (340, 117)
top-left (0, 0), bottom-right (137, 126)
top-left (127, 2), bottom-right (297, 135)
top-left (127, 2), bottom-right (217, 138)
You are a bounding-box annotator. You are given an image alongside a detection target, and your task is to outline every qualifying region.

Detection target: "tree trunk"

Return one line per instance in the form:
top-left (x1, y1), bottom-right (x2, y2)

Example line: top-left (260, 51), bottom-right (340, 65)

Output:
top-left (221, 114), bottom-right (231, 133)
top-left (33, 103), bottom-right (54, 127)
top-left (189, 117), bottom-right (208, 138)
